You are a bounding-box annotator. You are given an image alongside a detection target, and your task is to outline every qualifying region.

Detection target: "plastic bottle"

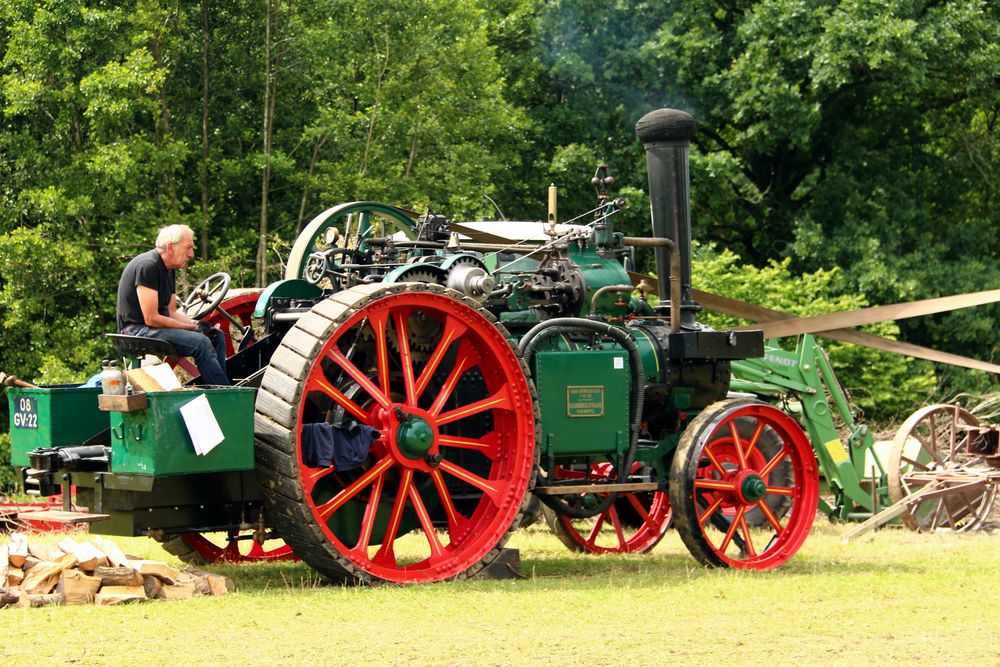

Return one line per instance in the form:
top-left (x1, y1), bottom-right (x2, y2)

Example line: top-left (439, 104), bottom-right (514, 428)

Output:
top-left (101, 359), bottom-right (126, 396)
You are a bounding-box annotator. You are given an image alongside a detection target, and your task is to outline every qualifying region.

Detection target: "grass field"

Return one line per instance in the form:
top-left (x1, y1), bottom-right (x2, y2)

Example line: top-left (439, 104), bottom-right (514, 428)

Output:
top-left (2, 520), bottom-right (999, 666)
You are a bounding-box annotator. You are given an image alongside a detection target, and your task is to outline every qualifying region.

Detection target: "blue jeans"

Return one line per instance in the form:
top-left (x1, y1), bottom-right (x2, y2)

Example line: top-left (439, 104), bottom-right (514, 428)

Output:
top-left (126, 324), bottom-right (229, 386)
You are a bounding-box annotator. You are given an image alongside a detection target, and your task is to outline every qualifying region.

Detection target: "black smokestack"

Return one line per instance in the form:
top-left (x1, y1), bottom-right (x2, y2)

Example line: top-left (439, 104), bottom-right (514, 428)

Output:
top-left (635, 108), bottom-right (699, 327)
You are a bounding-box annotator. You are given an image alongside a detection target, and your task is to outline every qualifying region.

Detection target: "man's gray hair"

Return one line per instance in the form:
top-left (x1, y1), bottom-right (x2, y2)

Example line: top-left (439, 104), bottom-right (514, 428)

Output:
top-left (155, 224), bottom-right (194, 250)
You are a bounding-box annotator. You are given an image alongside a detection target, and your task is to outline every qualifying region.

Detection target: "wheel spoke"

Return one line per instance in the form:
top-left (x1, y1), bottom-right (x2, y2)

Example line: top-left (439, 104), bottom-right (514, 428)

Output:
top-left (756, 498), bottom-right (784, 532)
top-left (759, 446), bottom-right (789, 478)
top-left (744, 421), bottom-right (766, 460)
top-left (428, 341), bottom-right (477, 416)
top-left (437, 432), bottom-right (499, 460)
top-left (738, 515), bottom-right (757, 557)
top-left (326, 346), bottom-right (391, 410)
top-left (391, 308), bottom-right (418, 405)
top-left (729, 420), bottom-right (747, 468)
top-left (437, 459), bottom-right (502, 506)
top-left (369, 309), bottom-right (392, 399)
top-left (316, 456), bottom-right (394, 521)
top-left (608, 504), bottom-right (627, 549)
top-left (430, 468), bottom-right (464, 537)
top-left (351, 470), bottom-right (386, 555)
top-left (703, 445), bottom-right (728, 476)
top-left (625, 493), bottom-right (652, 524)
top-left (719, 505), bottom-right (746, 552)
top-left (436, 387), bottom-right (512, 426)
top-left (414, 316), bottom-right (468, 399)
top-left (697, 496), bottom-right (726, 527)
top-left (763, 485), bottom-right (795, 497)
top-left (694, 479), bottom-right (736, 493)
top-left (372, 468), bottom-right (414, 566)
top-left (309, 376), bottom-right (370, 422)
top-left (407, 482), bottom-right (445, 559)
top-left (586, 510), bottom-right (608, 546)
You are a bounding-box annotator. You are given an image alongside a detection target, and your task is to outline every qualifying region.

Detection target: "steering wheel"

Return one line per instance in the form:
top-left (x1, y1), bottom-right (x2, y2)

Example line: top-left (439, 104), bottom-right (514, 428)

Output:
top-left (181, 272), bottom-right (231, 320)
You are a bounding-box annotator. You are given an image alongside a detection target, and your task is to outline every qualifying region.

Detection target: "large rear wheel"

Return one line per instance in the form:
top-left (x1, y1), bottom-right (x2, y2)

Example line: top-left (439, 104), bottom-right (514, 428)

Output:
top-left (670, 399), bottom-right (818, 570)
top-left (254, 283), bottom-right (538, 584)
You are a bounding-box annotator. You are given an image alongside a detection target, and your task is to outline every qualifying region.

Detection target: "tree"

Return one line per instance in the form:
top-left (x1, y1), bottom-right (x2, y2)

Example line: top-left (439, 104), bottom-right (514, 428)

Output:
top-left (648, 0), bottom-right (999, 367)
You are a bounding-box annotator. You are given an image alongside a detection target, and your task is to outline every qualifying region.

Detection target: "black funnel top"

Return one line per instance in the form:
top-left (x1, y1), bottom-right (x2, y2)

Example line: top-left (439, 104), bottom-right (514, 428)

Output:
top-left (635, 109), bottom-right (696, 144)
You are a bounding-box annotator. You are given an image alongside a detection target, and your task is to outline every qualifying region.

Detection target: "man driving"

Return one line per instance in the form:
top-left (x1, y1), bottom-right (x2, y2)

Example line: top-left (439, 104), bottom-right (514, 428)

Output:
top-left (116, 224), bottom-right (229, 386)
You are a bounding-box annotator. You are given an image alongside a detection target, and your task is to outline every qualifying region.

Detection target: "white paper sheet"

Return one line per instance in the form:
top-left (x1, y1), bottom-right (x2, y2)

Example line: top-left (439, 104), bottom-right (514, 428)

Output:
top-left (179, 393), bottom-right (224, 456)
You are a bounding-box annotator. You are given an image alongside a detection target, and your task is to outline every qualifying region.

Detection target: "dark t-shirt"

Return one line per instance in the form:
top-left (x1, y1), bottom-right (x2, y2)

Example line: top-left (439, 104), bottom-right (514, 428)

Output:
top-left (116, 249), bottom-right (175, 331)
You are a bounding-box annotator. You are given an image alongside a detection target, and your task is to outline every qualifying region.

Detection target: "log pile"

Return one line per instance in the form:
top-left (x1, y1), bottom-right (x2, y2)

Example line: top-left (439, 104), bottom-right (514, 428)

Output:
top-left (1, 533), bottom-right (234, 608)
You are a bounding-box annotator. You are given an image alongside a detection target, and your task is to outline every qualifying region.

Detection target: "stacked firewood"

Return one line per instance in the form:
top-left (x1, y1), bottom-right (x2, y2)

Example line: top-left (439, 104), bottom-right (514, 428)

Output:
top-left (1, 532), bottom-right (233, 607)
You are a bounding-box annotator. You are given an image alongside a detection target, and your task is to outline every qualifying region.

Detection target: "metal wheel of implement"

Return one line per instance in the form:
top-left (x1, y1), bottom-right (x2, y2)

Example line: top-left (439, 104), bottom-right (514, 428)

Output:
top-left (254, 283), bottom-right (539, 584)
top-left (543, 462), bottom-right (672, 554)
top-left (156, 532), bottom-right (297, 565)
top-left (669, 399), bottom-right (819, 570)
top-left (887, 404), bottom-right (997, 532)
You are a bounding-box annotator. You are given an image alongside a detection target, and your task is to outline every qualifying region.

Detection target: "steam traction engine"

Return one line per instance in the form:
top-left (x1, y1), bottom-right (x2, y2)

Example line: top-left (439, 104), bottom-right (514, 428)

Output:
top-left (9, 109), bottom-right (819, 583)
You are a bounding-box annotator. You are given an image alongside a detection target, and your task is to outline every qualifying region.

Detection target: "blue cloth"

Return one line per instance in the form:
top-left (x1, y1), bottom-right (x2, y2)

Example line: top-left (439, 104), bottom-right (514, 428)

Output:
top-left (301, 422), bottom-right (381, 471)
top-left (124, 323), bottom-right (229, 386)
top-left (82, 373), bottom-right (103, 388)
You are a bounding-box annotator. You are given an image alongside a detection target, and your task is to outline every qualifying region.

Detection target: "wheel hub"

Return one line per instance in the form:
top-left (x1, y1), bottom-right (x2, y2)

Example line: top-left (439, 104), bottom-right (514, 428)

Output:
top-left (395, 411), bottom-right (435, 460)
top-left (738, 473), bottom-right (767, 504)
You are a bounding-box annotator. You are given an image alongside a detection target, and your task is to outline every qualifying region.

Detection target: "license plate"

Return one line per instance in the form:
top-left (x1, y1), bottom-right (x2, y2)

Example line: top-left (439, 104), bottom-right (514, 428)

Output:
top-left (12, 396), bottom-right (38, 429)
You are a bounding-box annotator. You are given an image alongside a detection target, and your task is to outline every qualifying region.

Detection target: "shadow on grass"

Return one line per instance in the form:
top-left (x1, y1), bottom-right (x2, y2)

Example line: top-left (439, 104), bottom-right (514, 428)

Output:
top-left (204, 545), bottom-right (924, 593)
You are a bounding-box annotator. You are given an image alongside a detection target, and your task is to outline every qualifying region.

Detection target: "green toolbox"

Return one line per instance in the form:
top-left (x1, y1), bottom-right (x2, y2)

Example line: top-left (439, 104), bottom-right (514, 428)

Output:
top-left (109, 387), bottom-right (255, 476)
top-left (7, 385), bottom-right (106, 466)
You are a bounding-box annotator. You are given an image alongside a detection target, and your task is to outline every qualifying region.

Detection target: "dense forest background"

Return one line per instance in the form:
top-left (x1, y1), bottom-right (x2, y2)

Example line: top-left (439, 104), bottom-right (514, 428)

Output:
top-left (0, 0), bottom-right (996, 478)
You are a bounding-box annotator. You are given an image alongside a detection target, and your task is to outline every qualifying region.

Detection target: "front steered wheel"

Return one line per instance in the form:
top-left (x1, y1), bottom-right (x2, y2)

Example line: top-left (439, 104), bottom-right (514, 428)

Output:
top-left (254, 283), bottom-right (538, 584)
top-left (670, 399), bottom-right (818, 570)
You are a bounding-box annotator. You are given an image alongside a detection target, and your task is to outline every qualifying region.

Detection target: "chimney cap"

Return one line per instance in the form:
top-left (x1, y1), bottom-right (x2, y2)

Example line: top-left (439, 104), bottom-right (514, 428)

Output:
top-left (635, 108), bottom-right (696, 144)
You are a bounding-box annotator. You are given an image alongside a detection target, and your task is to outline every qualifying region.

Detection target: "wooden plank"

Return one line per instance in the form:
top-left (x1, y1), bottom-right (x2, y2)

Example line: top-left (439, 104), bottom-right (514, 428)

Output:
top-left (129, 560), bottom-right (180, 585)
top-left (842, 480), bottom-right (946, 542)
top-left (15, 510), bottom-right (110, 524)
top-left (93, 536), bottom-right (130, 568)
top-left (157, 583), bottom-right (196, 600)
top-left (21, 553), bottom-right (77, 594)
top-left (93, 566), bottom-right (144, 587)
top-left (28, 541), bottom-right (66, 563)
top-left (57, 570), bottom-right (102, 605)
top-left (8, 532), bottom-right (28, 567)
top-left (97, 392), bottom-right (148, 412)
top-left (94, 585), bottom-right (146, 605)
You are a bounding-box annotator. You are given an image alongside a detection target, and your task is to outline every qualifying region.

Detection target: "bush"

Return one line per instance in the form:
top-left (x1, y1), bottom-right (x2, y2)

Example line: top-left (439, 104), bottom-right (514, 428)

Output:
top-left (688, 244), bottom-right (937, 423)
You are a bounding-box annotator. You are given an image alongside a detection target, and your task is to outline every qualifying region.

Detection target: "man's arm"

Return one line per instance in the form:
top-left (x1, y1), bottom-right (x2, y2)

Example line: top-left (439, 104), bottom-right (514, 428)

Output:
top-left (137, 286), bottom-right (198, 331)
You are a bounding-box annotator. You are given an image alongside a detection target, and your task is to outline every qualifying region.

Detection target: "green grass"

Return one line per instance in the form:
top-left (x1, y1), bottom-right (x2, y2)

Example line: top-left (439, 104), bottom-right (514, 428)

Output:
top-left (2, 521), bottom-right (999, 666)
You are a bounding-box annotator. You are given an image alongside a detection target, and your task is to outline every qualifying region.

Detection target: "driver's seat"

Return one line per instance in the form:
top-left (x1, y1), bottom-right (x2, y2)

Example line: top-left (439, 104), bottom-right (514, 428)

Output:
top-left (106, 333), bottom-right (180, 361)
top-left (105, 333), bottom-right (200, 383)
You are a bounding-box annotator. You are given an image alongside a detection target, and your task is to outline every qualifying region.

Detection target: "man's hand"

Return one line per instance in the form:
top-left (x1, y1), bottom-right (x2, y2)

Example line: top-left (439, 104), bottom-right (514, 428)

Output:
top-left (198, 321), bottom-right (222, 342)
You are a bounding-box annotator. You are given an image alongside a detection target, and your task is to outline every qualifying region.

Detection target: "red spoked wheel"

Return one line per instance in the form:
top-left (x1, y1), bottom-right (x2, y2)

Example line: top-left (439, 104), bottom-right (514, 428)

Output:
top-left (254, 283), bottom-right (538, 584)
top-left (543, 463), bottom-right (672, 554)
top-left (669, 399), bottom-right (818, 570)
top-left (202, 289), bottom-right (262, 358)
top-left (157, 532), bottom-right (298, 564)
